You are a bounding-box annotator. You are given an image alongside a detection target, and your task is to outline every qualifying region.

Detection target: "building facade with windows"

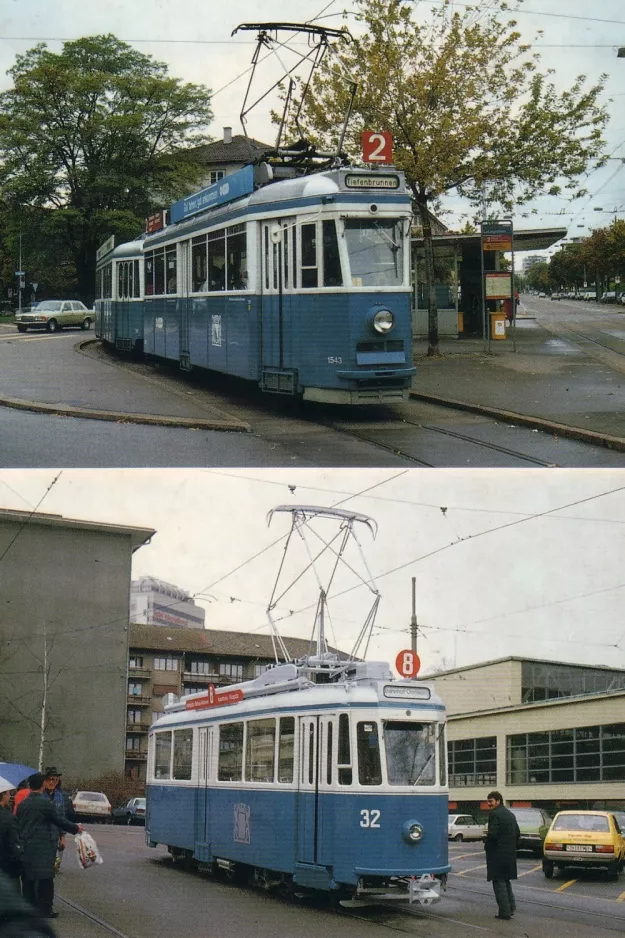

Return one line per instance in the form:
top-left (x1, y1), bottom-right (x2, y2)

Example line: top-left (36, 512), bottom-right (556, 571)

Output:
top-left (125, 623), bottom-right (345, 780)
top-left (432, 657), bottom-right (625, 816)
top-left (129, 576), bottom-right (205, 630)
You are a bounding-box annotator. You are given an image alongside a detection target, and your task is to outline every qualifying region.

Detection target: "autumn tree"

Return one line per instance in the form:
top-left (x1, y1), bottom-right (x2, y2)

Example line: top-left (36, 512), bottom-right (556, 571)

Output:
top-left (525, 262), bottom-right (550, 294)
top-left (286, 0), bottom-right (608, 354)
top-left (0, 35), bottom-right (213, 301)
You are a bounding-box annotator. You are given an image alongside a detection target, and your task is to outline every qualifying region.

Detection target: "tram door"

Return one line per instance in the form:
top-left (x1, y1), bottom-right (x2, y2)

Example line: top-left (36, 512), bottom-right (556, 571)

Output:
top-left (178, 241), bottom-right (192, 370)
top-left (260, 219), bottom-right (295, 380)
top-left (196, 726), bottom-right (214, 847)
top-left (297, 714), bottom-right (335, 866)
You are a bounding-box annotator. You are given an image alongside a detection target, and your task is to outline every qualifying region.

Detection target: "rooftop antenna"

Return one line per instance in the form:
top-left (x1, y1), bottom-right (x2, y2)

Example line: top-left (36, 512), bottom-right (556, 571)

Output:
top-left (265, 506), bottom-right (380, 670)
top-left (231, 22), bottom-right (354, 167)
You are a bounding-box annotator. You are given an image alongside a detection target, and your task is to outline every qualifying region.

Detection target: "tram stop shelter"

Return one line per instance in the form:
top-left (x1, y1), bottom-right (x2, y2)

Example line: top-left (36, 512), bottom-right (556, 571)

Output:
top-left (412, 227), bottom-right (567, 338)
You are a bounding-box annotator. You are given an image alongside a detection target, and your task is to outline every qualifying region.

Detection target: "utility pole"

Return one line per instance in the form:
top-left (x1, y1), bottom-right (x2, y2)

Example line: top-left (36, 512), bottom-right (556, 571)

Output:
top-left (410, 577), bottom-right (418, 653)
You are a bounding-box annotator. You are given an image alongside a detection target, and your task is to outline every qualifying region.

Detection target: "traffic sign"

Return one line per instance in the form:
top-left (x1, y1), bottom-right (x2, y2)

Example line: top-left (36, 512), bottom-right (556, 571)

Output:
top-left (31, 282), bottom-right (38, 292)
top-left (395, 648), bottom-right (420, 678)
top-left (14, 271), bottom-right (24, 276)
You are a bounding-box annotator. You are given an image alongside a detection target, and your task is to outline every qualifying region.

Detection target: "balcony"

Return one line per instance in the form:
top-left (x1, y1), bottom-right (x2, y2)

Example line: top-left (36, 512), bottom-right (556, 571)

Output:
top-left (126, 722), bottom-right (149, 733)
top-left (128, 665), bottom-right (152, 678)
top-left (125, 750), bottom-right (147, 761)
top-left (182, 671), bottom-right (218, 682)
top-left (127, 694), bottom-right (151, 705)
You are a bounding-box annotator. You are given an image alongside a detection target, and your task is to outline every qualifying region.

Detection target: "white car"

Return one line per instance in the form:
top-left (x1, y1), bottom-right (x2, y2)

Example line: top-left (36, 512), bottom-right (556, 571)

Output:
top-left (448, 814), bottom-right (484, 842)
top-left (72, 790), bottom-right (112, 821)
top-left (15, 300), bottom-right (94, 333)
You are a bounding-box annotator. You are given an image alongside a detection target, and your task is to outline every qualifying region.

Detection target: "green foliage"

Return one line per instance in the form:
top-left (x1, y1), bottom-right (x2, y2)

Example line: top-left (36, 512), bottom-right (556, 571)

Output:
top-left (547, 220), bottom-right (625, 291)
top-left (0, 35), bottom-right (213, 300)
top-left (525, 262), bottom-right (550, 292)
top-left (286, 0), bottom-right (609, 351)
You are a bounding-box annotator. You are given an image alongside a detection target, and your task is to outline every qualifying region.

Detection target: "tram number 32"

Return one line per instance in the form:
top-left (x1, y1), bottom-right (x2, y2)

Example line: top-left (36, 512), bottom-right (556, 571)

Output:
top-left (360, 809), bottom-right (381, 828)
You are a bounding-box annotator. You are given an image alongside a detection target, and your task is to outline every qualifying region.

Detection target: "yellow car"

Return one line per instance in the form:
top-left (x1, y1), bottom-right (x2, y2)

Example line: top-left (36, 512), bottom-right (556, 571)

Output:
top-left (543, 810), bottom-right (625, 880)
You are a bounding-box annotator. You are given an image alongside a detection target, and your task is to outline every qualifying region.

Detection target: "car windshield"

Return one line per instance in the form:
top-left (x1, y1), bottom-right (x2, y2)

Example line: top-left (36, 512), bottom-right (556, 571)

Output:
top-left (79, 792), bottom-right (106, 801)
top-left (511, 809), bottom-right (543, 824)
top-left (344, 219), bottom-right (405, 287)
top-left (33, 301), bottom-right (63, 311)
top-left (384, 720), bottom-right (436, 785)
top-left (553, 814), bottom-right (609, 832)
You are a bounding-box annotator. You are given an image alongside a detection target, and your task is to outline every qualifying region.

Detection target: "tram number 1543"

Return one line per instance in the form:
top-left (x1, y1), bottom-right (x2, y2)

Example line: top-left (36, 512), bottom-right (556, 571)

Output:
top-left (360, 809), bottom-right (381, 828)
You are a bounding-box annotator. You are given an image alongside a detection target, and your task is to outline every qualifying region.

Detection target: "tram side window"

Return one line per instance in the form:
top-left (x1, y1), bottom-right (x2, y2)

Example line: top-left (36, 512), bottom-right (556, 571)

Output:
top-left (338, 712), bottom-right (352, 785)
top-left (226, 224), bottom-right (248, 290)
top-left (245, 718), bottom-right (275, 782)
top-left (166, 248), bottom-right (177, 294)
top-left (154, 250), bottom-right (165, 295)
top-left (208, 229), bottom-right (226, 291)
top-left (218, 721), bottom-right (244, 781)
top-left (154, 731), bottom-right (172, 780)
top-left (322, 220), bottom-right (343, 287)
top-left (144, 255), bottom-right (154, 296)
top-left (438, 724), bottom-right (447, 786)
top-left (98, 263), bottom-right (112, 299)
top-left (192, 236), bottom-right (207, 292)
top-left (301, 223), bottom-right (318, 288)
top-left (357, 721), bottom-right (382, 785)
top-left (173, 728), bottom-right (193, 780)
top-left (327, 721), bottom-right (333, 785)
top-left (278, 716), bottom-right (295, 783)
top-left (117, 263), bottom-right (124, 299)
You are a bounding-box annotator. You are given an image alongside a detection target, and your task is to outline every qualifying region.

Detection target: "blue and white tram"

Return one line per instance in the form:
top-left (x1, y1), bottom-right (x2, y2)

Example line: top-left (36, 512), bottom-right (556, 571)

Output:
top-left (146, 657), bottom-right (450, 906)
top-left (95, 163), bottom-right (415, 404)
top-left (95, 238), bottom-right (144, 354)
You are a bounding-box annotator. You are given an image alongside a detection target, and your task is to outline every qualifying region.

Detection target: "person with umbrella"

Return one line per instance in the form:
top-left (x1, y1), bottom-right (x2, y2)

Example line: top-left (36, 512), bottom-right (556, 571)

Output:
top-left (0, 777), bottom-right (21, 886)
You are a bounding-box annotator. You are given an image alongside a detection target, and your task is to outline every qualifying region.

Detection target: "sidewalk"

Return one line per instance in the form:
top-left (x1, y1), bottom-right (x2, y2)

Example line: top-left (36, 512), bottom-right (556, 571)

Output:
top-left (411, 312), bottom-right (625, 449)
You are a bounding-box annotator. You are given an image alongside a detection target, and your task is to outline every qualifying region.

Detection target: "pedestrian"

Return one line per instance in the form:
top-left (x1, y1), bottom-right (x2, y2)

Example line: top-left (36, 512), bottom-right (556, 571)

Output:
top-left (0, 871), bottom-right (56, 938)
top-left (42, 769), bottom-right (74, 873)
top-left (0, 781), bottom-right (21, 885)
top-left (16, 773), bottom-right (83, 920)
top-left (484, 790), bottom-right (520, 921)
top-left (12, 778), bottom-right (35, 815)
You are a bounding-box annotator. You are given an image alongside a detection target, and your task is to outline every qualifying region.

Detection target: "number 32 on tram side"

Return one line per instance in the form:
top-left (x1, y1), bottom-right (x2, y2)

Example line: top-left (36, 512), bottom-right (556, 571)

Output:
top-left (145, 658), bottom-right (450, 907)
top-left (95, 165), bottom-right (415, 404)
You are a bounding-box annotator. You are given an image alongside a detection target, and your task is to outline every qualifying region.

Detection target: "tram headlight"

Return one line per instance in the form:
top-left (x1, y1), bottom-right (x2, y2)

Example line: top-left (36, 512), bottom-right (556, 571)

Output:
top-left (403, 820), bottom-right (424, 843)
top-left (372, 308), bottom-right (394, 334)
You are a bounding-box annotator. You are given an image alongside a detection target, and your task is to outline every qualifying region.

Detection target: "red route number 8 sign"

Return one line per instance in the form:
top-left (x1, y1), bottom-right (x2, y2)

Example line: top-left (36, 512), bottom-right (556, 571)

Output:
top-left (395, 648), bottom-right (420, 678)
top-left (362, 130), bottom-right (393, 164)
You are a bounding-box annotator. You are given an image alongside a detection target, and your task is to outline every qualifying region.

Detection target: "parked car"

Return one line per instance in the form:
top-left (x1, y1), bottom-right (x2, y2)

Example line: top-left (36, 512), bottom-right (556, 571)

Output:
top-left (543, 810), bottom-right (625, 880)
top-left (538, 292), bottom-right (546, 298)
top-left (112, 797), bottom-right (146, 825)
top-left (448, 814), bottom-right (484, 842)
top-left (71, 790), bottom-right (112, 822)
top-left (550, 293), bottom-right (562, 300)
top-left (509, 806), bottom-right (552, 855)
top-left (601, 292), bottom-right (617, 304)
top-left (14, 299), bottom-right (94, 333)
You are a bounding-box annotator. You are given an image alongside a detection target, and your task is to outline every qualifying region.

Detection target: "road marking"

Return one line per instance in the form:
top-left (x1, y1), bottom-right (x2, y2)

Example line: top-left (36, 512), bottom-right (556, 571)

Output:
top-left (518, 864), bottom-right (542, 876)
top-left (452, 851), bottom-right (484, 860)
top-left (554, 879), bottom-right (577, 892)
top-left (617, 890), bottom-right (625, 902)
top-left (456, 863), bottom-right (487, 875)
top-left (0, 334), bottom-right (72, 342)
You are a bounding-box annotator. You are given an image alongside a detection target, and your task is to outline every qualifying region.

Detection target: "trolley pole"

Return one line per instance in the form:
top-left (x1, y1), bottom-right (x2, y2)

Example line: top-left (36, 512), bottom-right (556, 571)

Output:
top-left (410, 577), bottom-right (418, 653)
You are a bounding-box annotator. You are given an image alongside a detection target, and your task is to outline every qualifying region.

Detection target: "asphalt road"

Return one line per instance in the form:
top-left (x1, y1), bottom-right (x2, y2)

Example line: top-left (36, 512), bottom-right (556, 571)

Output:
top-left (48, 827), bottom-right (625, 938)
top-left (1, 326), bottom-right (624, 467)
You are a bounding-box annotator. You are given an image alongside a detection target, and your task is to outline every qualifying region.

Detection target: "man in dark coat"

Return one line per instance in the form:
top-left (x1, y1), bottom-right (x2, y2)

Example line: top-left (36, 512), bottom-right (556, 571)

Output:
top-left (0, 781), bottom-right (21, 884)
top-left (484, 790), bottom-right (520, 920)
top-left (16, 774), bottom-right (82, 919)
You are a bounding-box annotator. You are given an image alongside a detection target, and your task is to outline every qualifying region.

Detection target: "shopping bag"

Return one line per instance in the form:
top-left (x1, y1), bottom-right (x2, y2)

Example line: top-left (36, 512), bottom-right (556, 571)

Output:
top-left (75, 831), bottom-right (103, 869)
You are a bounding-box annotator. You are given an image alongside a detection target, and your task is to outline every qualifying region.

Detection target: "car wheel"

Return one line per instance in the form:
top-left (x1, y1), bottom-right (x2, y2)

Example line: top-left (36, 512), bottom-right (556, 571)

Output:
top-left (543, 860), bottom-right (554, 879)
top-left (17, 325), bottom-right (27, 333)
top-left (81, 317), bottom-right (92, 330)
top-left (46, 319), bottom-right (59, 333)
top-left (453, 834), bottom-right (464, 842)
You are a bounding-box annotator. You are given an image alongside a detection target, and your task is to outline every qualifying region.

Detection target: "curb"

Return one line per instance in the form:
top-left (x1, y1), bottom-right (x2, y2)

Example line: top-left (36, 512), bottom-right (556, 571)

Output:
top-left (409, 391), bottom-right (625, 453)
top-left (0, 395), bottom-right (250, 432)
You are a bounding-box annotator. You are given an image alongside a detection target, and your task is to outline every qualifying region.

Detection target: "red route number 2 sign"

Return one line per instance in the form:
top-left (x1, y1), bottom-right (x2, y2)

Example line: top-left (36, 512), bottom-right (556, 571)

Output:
top-left (395, 648), bottom-right (421, 678)
top-left (362, 130), bottom-right (393, 164)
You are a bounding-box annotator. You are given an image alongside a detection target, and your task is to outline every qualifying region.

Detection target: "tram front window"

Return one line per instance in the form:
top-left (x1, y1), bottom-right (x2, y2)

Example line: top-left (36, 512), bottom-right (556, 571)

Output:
top-left (384, 721), bottom-right (436, 785)
top-left (344, 219), bottom-right (404, 287)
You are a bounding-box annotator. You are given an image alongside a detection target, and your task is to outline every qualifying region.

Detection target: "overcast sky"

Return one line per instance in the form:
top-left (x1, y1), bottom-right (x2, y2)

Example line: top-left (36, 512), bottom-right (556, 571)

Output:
top-left (0, 0), bottom-right (623, 253)
top-left (1, 468), bottom-right (624, 678)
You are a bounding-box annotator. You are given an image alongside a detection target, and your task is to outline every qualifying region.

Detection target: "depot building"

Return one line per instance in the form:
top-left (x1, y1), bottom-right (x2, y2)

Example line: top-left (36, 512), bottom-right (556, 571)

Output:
top-left (431, 657), bottom-right (625, 816)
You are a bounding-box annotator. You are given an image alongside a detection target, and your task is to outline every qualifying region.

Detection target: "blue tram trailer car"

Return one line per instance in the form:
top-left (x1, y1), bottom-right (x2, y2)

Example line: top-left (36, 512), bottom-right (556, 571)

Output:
top-left (146, 659), bottom-right (450, 906)
top-left (95, 238), bottom-right (145, 353)
top-left (96, 164), bottom-right (416, 404)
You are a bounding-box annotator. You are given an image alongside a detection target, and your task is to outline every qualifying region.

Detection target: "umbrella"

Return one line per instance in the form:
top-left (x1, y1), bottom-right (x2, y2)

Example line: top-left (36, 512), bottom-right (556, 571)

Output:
top-left (0, 774), bottom-right (16, 793)
top-left (0, 762), bottom-right (37, 787)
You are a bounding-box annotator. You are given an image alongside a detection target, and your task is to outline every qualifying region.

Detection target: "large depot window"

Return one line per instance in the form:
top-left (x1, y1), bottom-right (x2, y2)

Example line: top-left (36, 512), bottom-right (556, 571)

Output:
top-left (344, 219), bottom-right (405, 287)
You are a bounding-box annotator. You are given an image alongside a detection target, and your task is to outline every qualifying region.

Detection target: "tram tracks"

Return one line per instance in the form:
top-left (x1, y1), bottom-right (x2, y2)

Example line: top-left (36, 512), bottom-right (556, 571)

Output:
top-left (57, 893), bottom-right (132, 937)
